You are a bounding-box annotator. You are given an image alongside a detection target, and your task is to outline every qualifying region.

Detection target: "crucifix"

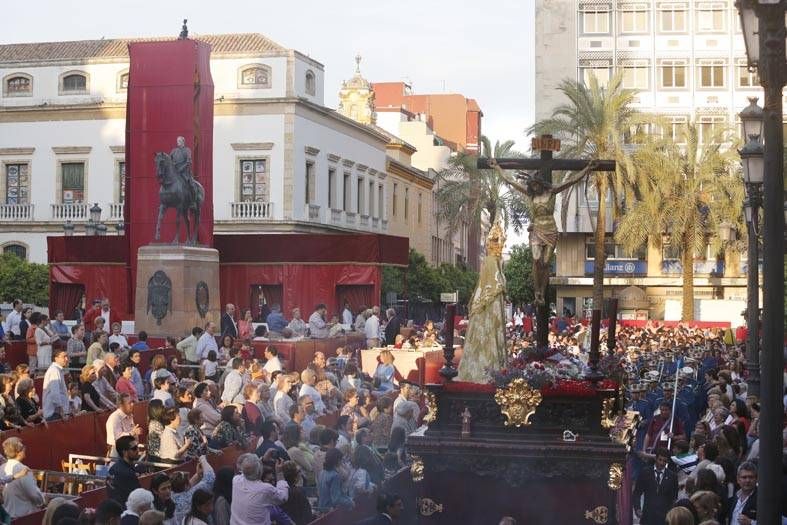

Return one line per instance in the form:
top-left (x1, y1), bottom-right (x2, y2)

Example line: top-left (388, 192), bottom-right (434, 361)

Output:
top-left (478, 134), bottom-right (616, 357)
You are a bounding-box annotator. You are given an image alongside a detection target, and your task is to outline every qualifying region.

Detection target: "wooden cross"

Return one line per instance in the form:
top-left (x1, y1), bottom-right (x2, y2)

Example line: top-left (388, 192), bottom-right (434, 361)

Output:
top-left (477, 135), bottom-right (617, 371)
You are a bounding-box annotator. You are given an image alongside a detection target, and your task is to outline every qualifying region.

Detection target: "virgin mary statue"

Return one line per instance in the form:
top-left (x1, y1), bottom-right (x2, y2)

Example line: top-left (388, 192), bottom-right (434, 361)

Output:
top-left (457, 221), bottom-right (508, 383)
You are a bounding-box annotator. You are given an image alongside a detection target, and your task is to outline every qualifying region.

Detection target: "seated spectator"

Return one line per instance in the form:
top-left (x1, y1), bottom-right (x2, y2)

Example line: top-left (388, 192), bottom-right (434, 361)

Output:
top-left (122, 488), bottom-right (154, 525)
top-left (266, 304), bottom-right (288, 334)
top-left (152, 377), bottom-right (174, 408)
top-left (373, 350), bottom-right (397, 393)
top-left (92, 359), bottom-right (118, 401)
top-left (130, 332), bottom-right (150, 351)
top-left (212, 405), bottom-right (245, 449)
top-left (109, 323), bottom-right (130, 353)
top-left (107, 435), bottom-right (142, 507)
top-left (80, 365), bottom-right (114, 412)
top-left (341, 388), bottom-right (369, 428)
top-left (281, 422), bottom-right (316, 486)
top-left (287, 308), bottom-right (308, 337)
top-left (128, 351), bottom-right (145, 398)
top-left (14, 378), bottom-right (43, 425)
top-left (263, 346), bottom-right (282, 374)
top-left (348, 445), bottom-right (377, 500)
top-left (354, 428), bottom-right (384, 485)
top-left (193, 383), bottom-right (221, 435)
top-left (1, 437), bottom-right (43, 518)
top-left (86, 331), bottom-right (108, 366)
top-left (159, 407), bottom-right (191, 463)
top-left (0, 375), bottom-right (30, 429)
top-left (299, 369), bottom-right (326, 415)
top-left (317, 448), bottom-right (353, 511)
top-left (241, 384), bottom-right (263, 433)
top-left (273, 373), bottom-right (296, 424)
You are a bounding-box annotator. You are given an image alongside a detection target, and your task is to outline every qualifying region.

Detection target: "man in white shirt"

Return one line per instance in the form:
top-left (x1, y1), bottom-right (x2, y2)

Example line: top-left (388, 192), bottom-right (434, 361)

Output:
top-left (286, 308), bottom-right (308, 337)
top-left (42, 349), bottom-right (70, 421)
top-left (308, 304), bottom-right (331, 339)
top-left (729, 462), bottom-right (758, 525)
top-left (354, 307), bottom-right (368, 333)
top-left (196, 321), bottom-right (218, 360)
top-left (262, 346), bottom-right (282, 374)
top-left (298, 369), bottom-right (326, 414)
top-left (3, 299), bottom-right (23, 340)
top-left (108, 322), bottom-right (129, 351)
top-left (221, 358), bottom-right (247, 405)
top-left (392, 381), bottom-right (420, 435)
top-left (364, 308), bottom-right (380, 348)
top-left (341, 300), bottom-right (353, 326)
top-left (230, 454), bottom-right (289, 525)
top-left (106, 393), bottom-right (141, 457)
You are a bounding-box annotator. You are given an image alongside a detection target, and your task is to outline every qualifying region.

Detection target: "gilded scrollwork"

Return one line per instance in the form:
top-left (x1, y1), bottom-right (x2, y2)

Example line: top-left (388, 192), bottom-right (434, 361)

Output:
top-left (601, 397), bottom-right (616, 429)
top-left (418, 498), bottom-right (444, 516)
top-left (608, 463), bottom-right (623, 490)
top-left (410, 455), bottom-right (424, 482)
top-left (584, 506), bottom-right (609, 524)
top-left (494, 378), bottom-right (543, 427)
top-left (423, 391), bottom-right (438, 425)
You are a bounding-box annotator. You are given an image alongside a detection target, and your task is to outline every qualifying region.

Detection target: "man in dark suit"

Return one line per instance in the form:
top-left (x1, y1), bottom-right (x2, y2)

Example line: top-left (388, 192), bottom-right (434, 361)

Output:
top-left (723, 462), bottom-right (757, 525)
top-left (383, 308), bottom-right (403, 346)
top-left (220, 303), bottom-right (238, 338)
top-left (354, 493), bottom-right (403, 524)
top-left (632, 448), bottom-right (678, 525)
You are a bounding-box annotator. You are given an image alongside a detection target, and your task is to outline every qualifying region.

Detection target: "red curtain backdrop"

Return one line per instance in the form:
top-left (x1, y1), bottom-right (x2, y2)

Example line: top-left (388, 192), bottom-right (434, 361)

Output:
top-left (50, 283), bottom-right (85, 321)
top-left (335, 285), bottom-right (373, 314)
top-left (220, 264), bottom-right (380, 319)
top-left (50, 264), bottom-right (130, 317)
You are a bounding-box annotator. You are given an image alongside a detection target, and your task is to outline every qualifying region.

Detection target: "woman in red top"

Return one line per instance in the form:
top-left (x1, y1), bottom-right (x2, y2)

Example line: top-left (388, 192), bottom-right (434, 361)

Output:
top-left (240, 384), bottom-right (262, 433)
top-left (115, 362), bottom-right (138, 401)
top-left (237, 309), bottom-right (253, 341)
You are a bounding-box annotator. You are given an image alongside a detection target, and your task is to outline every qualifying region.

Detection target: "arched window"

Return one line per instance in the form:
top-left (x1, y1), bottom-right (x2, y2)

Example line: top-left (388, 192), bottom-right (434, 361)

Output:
top-left (305, 70), bottom-right (316, 95)
top-left (4, 74), bottom-right (32, 96)
top-left (2, 243), bottom-right (27, 260)
top-left (59, 71), bottom-right (88, 94)
top-left (239, 65), bottom-right (271, 88)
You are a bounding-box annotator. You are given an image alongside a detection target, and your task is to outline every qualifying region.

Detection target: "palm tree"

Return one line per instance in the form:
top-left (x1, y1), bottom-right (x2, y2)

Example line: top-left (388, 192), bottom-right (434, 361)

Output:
top-left (435, 136), bottom-right (530, 239)
top-left (529, 73), bottom-right (645, 309)
top-left (614, 123), bottom-right (742, 320)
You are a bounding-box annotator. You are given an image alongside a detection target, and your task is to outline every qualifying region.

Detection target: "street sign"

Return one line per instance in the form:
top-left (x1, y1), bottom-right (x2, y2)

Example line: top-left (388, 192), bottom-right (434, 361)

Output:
top-left (440, 292), bottom-right (458, 303)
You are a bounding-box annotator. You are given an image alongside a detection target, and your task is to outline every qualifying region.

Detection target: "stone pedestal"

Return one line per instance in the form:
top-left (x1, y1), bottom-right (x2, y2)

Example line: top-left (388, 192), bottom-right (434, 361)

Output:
top-left (134, 245), bottom-right (220, 338)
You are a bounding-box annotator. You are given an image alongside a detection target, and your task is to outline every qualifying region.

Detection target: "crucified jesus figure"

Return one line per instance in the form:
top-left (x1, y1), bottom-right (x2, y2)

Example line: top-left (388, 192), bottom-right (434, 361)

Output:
top-left (488, 159), bottom-right (596, 305)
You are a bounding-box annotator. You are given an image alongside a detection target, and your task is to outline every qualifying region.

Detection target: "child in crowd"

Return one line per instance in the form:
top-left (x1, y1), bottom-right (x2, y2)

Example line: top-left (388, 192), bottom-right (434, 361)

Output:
top-left (67, 382), bottom-right (82, 414)
top-left (202, 351), bottom-right (219, 383)
top-left (152, 376), bottom-right (174, 408)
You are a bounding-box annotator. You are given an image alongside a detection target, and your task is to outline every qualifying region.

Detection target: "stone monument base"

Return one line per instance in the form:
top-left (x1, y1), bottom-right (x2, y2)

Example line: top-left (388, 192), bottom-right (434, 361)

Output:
top-left (134, 245), bottom-right (220, 338)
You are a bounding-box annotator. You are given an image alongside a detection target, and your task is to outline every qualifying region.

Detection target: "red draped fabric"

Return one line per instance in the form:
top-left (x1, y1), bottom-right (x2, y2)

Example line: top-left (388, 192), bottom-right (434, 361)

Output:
top-left (220, 264), bottom-right (380, 319)
top-left (49, 283), bottom-right (84, 321)
top-left (50, 264), bottom-right (130, 317)
top-left (335, 284), bottom-right (373, 314)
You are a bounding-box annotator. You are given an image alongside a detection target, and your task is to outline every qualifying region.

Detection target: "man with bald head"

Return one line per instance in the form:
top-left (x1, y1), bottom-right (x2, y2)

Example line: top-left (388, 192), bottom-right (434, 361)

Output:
top-left (231, 453), bottom-right (289, 525)
top-left (221, 303), bottom-right (238, 338)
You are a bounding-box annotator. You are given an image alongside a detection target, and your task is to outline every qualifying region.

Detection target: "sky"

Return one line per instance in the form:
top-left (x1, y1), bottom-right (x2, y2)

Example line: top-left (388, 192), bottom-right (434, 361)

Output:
top-left (1, 0), bottom-right (535, 245)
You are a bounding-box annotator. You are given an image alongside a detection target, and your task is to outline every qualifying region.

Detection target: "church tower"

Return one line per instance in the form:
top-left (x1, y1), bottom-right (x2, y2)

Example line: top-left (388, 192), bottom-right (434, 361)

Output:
top-left (338, 54), bottom-right (376, 125)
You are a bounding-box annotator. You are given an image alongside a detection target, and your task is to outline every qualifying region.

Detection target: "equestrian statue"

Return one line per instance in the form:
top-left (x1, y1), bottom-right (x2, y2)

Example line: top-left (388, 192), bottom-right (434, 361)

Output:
top-left (154, 136), bottom-right (205, 244)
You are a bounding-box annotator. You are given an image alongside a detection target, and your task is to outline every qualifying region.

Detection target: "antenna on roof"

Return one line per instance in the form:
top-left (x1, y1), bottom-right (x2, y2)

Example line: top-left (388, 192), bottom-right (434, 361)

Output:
top-left (179, 19), bottom-right (189, 40)
top-left (355, 53), bottom-right (362, 74)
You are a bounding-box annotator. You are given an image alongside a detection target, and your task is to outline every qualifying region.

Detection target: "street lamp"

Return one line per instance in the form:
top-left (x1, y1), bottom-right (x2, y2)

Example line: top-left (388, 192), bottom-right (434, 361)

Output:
top-left (734, 1), bottom-right (786, 522)
top-left (738, 97), bottom-right (764, 140)
top-left (738, 135), bottom-right (765, 187)
top-left (89, 203), bottom-right (102, 223)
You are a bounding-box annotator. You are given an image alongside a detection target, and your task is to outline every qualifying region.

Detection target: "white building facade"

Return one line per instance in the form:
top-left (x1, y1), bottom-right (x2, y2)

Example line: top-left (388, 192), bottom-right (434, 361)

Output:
top-left (0, 34), bottom-right (391, 263)
top-left (535, 0), bottom-right (755, 319)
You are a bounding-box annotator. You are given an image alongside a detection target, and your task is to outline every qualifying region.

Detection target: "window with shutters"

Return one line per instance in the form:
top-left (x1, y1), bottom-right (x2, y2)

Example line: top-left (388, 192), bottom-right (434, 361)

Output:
top-left (4, 163), bottom-right (30, 205)
top-left (60, 162), bottom-right (85, 203)
top-left (240, 159), bottom-right (268, 202)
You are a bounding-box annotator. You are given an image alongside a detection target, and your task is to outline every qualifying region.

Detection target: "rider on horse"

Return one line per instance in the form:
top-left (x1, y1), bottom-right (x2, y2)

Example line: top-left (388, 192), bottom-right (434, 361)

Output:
top-left (170, 136), bottom-right (196, 204)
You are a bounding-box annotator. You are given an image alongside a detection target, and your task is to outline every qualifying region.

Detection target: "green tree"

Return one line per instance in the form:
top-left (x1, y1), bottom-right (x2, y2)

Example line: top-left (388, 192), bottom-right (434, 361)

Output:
top-left (614, 123), bottom-right (741, 320)
top-left (0, 253), bottom-right (49, 306)
top-left (435, 136), bottom-right (530, 236)
top-left (530, 73), bottom-right (644, 309)
top-left (381, 250), bottom-right (479, 306)
top-left (503, 244), bottom-right (535, 307)
top-left (437, 263), bottom-right (478, 305)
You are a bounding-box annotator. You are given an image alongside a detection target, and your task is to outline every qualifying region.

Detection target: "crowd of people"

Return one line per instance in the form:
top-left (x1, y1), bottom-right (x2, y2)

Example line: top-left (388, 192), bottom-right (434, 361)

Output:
top-left (0, 298), bottom-right (423, 525)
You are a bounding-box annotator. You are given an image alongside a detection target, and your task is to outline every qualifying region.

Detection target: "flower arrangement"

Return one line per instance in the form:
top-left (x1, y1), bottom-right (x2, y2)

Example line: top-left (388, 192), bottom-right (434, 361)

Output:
top-left (598, 352), bottom-right (629, 383)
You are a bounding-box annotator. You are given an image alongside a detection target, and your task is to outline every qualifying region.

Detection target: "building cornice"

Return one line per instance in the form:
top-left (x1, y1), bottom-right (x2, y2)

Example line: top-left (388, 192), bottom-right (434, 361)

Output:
top-left (0, 147), bottom-right (34, 155)
top-left (386, 158), bottom-right (433, 189)
top-left (231, 142), bottom-right (274, 151)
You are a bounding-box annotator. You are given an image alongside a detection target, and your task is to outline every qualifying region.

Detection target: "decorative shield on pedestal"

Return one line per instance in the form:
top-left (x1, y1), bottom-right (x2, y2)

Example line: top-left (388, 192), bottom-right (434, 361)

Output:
top-left (147, 270), bottom-right (172, 325)
top-left (195, 281), bottom-right (209, 318)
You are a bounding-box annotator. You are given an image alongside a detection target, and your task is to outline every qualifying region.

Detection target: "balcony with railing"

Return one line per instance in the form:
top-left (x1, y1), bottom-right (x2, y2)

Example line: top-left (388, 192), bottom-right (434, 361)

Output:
top-left (51, 203), bottom-right (88, 221)
top-left (230, 201), bottom-right (274, 220)
top-left (108, 203), bottom-right (124, 221)
top-left (0, 203), bottom-right (34, 222)
top-left (306, 204), bottom-right (321, 221)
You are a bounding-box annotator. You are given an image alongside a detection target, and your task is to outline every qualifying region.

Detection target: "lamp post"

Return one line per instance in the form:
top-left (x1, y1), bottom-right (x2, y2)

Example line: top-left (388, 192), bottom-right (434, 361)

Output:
top-left (738, 133), bottom-right (764, 399)
top-left (736, 1), bottom-right (785, 522)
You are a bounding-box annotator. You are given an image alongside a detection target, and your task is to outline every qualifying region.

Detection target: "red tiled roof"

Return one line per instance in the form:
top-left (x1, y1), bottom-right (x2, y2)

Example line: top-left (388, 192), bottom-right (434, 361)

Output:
top-left (0, 33), bottom-right (286, 63)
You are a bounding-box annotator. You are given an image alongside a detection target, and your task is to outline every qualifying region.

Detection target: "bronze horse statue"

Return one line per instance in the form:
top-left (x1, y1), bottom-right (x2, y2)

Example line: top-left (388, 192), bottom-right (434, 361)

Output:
top-left (154, 152), bottom-right (205, 244)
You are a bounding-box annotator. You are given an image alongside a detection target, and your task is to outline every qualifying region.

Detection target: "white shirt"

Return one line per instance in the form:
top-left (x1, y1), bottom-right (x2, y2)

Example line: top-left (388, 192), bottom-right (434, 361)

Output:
top-left (273, 390), bottom-right (293, 423)
top-left (202, 359), bottom-right (218, 378)
top-left (342, 308), bottom-right (353, 326)
top-left (222, 370), bottom-right (245, 405)
top-left (42, 362), bottom-right (69, 419)
top-left (153, 389), bottom-right (174, 407)
top-left (2, 459), bottom-right (43, 518)
top-left (299, 383), bottom-right (326, 414)
top-left (108, 334), bottom-right (129, 349)
top-left (730, 490), bottom-right (755, 525)
top-left (196, 332), bottom-right (218, 360)
top-left (263, 355), bottom-right (282, 374)
top-left (229, 475), bottom-right (288, 525)
top-left (159, 426), bottom-right (184, 461)
top-left (3, 309), bottom-right (22, 336)
top-left (364, 315), bottom-right (380, 341)
top-left (100, 309), bottom-right (111, 327)
top-left (106, 408), bottom-right (135, 446)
